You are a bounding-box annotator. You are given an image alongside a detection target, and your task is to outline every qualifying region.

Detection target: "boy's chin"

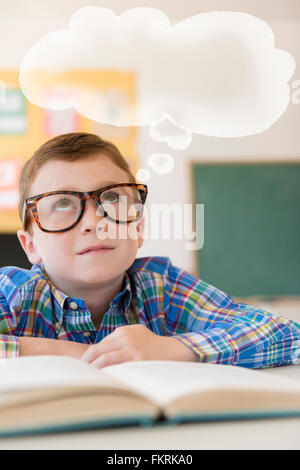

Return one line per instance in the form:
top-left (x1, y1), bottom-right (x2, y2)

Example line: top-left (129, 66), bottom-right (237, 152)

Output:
top-left (76, 264), bottom-right (120, 280)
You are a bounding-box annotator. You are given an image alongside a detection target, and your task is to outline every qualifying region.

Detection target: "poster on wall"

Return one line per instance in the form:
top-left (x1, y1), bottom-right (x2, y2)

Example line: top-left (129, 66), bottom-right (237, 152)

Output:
top-left (44, 108), bottom-right (79, 136)
top-left (0, 88), bottom-right (27, 135)
top-left (43, 89), bottom-right (79, 136)
top-left (0, 159), bottom-right (22, 210)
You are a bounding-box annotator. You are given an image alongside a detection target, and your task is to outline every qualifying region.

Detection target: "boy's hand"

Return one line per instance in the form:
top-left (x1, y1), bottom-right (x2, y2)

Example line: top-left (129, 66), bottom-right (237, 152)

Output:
top-left (81, 324), bottom-right (198, 369)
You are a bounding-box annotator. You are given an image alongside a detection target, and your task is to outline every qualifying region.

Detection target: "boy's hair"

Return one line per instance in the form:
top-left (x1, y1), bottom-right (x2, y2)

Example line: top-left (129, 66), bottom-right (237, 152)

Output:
top-left (19, 132), bottom-right (136, 235)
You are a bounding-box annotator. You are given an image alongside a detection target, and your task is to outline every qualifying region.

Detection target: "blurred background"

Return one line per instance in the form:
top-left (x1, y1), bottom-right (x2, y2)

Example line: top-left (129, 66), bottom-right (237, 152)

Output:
top-left (0, 0), bottom-right (299, 318)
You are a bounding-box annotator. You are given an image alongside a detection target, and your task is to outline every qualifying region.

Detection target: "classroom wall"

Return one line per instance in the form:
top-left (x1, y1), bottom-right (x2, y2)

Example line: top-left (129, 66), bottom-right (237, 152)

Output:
top-left (0, 0), bottom-right (299, 276)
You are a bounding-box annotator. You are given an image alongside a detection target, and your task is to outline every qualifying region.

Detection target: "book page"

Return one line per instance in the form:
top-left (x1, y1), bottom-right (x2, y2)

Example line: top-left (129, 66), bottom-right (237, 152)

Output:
top-left (0, 356), bottom-right (128, 393)
top-left (102, 361), bottom-right (300, 407)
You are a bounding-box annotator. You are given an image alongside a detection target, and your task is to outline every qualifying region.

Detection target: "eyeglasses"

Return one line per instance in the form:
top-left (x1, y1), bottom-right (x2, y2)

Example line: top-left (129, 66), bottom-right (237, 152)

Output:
top-left (23, 183), bottom-right (148, 233)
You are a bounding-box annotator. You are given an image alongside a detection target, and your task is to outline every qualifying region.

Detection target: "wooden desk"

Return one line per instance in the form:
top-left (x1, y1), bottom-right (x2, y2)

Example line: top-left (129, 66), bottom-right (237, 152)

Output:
top-left (0, 365), bottom-right (300, 450)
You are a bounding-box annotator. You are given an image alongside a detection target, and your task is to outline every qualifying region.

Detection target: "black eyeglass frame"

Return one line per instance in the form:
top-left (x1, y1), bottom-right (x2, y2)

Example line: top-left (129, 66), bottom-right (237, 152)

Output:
top-left (23, 183), bottom-right (148, 233)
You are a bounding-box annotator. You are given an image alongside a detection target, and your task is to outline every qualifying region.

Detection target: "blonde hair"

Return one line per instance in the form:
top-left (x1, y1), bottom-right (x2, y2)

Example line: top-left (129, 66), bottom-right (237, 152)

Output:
top-left (19, 132), bottom-right (136, 235)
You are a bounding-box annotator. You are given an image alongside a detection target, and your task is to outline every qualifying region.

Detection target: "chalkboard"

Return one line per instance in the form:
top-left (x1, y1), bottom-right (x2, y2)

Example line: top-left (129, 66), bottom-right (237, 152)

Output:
top-left (0, 234), bottom-right (31, 269)
top-left (193, 163), bottom-right (300, 297)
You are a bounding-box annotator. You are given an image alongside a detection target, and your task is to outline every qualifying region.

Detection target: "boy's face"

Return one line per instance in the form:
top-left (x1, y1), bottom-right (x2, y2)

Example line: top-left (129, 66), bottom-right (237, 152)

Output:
top-left (17, 154), bottom-right (144, 290)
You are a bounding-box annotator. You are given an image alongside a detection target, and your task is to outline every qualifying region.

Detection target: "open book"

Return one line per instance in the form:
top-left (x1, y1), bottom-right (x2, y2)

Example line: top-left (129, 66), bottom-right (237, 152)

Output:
top-left (1, 356), bottom-right (300, 437)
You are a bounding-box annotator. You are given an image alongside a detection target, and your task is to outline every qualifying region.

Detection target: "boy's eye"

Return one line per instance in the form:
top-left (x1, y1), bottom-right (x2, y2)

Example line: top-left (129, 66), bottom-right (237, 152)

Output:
top-left (101, 191), bottom-right (120, 203)
top-left (53, 197), bottom-right (76, 211)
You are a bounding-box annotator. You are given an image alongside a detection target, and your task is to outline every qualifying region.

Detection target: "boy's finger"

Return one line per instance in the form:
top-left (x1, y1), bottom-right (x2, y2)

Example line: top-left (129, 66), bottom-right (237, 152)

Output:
top-left (81, 335), bottom-right (120, 363)
top-left (90, 349), bottom-right (129, 369)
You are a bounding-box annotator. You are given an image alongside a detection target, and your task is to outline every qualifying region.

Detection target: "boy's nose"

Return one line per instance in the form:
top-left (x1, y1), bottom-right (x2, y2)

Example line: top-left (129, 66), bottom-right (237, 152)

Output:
top-left (79, 198), bottom-right (105, 231)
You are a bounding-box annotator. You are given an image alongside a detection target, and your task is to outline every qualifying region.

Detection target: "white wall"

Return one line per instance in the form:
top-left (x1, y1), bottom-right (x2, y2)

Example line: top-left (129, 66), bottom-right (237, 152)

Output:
top-left (0, 0), bottom-right (299, 275)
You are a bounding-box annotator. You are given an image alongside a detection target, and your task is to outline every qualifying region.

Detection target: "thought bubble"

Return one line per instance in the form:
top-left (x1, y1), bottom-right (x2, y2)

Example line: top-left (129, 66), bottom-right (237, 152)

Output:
top-left (20, 7), bottom-right (295, 137)
top-left (147, 153), bottom-right (175, 175)
top-left (150, 114), bottom-right (192, 150)
top-left (136, 168), bottom-right (151, 182)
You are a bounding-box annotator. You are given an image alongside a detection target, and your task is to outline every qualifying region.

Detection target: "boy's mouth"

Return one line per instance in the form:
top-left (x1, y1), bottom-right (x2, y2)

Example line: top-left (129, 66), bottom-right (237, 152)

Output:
top-left (78, 244), bottom-right (115, 255)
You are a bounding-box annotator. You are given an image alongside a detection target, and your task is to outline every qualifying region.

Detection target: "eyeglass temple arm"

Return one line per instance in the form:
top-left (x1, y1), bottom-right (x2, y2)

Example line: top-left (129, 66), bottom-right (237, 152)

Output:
top-left (21, 202), bottom-right (27, 226)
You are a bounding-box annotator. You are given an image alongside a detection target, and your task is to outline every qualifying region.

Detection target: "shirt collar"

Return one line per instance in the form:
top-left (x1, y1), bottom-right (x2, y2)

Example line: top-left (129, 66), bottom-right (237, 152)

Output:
top-left (31, 261), bottom-right (133, 322)
top-left (111, 270), bottom-right (132, 313)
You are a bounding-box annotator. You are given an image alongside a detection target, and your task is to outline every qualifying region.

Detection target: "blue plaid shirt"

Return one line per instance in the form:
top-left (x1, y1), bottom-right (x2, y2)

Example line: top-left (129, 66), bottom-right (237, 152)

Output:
top-left (0, 256), bottom-right (299, 368)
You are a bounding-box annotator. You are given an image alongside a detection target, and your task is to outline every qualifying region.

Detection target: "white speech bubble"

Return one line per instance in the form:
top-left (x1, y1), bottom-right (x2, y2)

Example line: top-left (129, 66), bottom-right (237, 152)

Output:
top-left (20, 7), bottom-right (296, 137)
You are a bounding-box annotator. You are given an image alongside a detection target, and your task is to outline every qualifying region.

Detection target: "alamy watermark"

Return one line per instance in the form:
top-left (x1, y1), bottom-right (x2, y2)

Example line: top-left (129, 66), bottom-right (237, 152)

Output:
top-left (291, 80), bottom-right (300, 104)
top-left (95, 200), bottom-right (205, 251)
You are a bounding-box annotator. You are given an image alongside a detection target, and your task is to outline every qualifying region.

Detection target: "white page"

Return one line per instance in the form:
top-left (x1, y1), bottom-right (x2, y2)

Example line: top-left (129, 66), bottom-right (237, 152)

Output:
top-left (102, 360), bottom-right (300, 407)
top-left (0, 356), bottom-right (124, 392)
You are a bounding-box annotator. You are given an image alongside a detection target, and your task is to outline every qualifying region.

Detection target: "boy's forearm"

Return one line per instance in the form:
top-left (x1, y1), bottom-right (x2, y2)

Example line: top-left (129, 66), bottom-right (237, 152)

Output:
top-left (19, 337), bottom-right (90, 359)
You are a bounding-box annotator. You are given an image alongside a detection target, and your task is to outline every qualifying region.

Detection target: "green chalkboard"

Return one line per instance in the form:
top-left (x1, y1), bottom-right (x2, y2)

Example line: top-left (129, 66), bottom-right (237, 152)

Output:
top-left (193, 163), bottom-right (300, 297)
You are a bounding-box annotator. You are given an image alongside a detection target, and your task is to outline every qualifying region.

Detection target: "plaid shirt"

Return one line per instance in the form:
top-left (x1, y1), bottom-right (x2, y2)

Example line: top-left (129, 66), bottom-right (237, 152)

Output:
top-left (0, 256), bottom-right (299, 368)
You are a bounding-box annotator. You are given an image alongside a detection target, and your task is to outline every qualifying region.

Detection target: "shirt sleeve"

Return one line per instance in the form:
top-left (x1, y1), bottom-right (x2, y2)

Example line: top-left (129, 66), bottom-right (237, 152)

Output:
top-left (0, 292), bottom-right (20, 359)
top-left (166, 263), bottom-right (300, 369)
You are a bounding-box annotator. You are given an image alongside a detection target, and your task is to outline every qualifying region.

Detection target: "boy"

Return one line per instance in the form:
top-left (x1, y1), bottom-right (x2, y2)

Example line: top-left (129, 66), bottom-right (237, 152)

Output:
top-left (0, 132), bottom-right (299, 369)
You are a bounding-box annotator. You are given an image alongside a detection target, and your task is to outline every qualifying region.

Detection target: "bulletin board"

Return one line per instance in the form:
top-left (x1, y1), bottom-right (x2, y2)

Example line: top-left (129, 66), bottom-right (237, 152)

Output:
top-left (193, 162), bottom-right (300, 297)
top-left (0, 69), bottom-right (138, 233)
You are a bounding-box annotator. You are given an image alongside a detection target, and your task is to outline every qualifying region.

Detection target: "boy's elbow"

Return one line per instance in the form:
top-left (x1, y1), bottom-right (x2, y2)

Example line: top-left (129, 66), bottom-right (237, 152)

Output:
top-left (0, 334), bottom-right (20, 359)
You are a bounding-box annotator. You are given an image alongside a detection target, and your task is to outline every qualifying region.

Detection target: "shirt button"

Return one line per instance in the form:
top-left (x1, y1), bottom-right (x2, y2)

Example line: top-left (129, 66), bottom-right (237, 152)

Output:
top-left (83, 331), bottom-right (91, 337)
top-left (70, 302), bottom-right (78, 310)
top-left (54, 322), bottom-right (60, 331)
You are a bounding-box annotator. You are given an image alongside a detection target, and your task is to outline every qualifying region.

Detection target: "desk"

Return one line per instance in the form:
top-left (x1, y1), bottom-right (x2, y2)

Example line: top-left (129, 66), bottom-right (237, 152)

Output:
top-left (0, 364), bottom-right (300, 450)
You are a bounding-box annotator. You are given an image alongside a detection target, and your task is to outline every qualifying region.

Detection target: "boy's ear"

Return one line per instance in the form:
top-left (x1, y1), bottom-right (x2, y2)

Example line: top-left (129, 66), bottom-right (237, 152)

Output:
top-left (17, 229), bottom-right (42, 265)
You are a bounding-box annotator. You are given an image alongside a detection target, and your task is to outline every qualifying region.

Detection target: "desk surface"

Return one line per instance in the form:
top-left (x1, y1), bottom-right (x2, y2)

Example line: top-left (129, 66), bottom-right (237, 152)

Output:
top-left (0, 364), bottom-right (300, 450)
